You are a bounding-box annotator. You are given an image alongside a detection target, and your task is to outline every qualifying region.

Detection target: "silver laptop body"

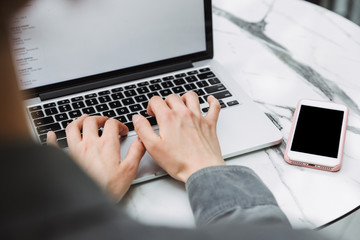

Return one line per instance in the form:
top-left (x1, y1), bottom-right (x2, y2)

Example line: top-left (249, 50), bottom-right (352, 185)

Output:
top-left (13, 0), bottom-right (282, 183)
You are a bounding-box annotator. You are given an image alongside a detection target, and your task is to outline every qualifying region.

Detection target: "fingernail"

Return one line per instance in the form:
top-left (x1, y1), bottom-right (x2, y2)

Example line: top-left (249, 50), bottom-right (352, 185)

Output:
top-left (132, 114), bottom-right (141, 124)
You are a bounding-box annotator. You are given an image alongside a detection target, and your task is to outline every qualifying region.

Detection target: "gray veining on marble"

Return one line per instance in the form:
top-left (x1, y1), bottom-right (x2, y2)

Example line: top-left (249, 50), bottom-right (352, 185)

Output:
top-left (213, 5), bottom-right (360, 118)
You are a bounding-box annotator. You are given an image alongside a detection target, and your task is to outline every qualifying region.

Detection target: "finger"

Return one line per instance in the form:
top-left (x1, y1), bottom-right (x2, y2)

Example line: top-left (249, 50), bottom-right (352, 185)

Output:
top-left (121, 137), bottom-right (146, 178)
top-left (46, 131), bottom-right (59, 147)
top-left (66, 114), bottom-right (88, 146)
top-left (102, 118), bottom-right (129, 141)
top-left (82, 116), bottom-right (108, 139)
top-left (133, 114), bottom-right (160, 149)
top-left (165, 94), bottom-right (187, 110)
top-left (112, 137), bottom-right (146, 201)
top-left (147, 96), bottom-right (170, 121)
top-left (181, 91), bottom-right (201, 115)
top-left (205, 95), bottom-right (221, 126)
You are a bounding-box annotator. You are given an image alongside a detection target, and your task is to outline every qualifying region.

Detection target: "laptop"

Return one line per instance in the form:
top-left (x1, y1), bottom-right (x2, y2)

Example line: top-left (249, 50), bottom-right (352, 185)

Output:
top-left (12, 0), bottom-right (282, 183)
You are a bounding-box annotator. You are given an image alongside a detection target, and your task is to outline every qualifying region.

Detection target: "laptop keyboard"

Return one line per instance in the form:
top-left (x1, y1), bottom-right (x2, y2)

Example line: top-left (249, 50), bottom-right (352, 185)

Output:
top-left (27, 67), bottom-right (240, 148)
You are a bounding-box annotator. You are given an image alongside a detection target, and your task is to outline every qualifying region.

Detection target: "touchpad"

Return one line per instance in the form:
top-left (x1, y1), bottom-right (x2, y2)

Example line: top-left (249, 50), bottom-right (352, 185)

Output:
top-left (120, 132), bottom-right (164, 180)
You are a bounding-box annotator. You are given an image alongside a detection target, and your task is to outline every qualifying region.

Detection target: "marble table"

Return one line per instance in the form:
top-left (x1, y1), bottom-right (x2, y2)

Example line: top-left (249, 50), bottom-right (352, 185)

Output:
top-left (120, 0), bottom-right (360, 229)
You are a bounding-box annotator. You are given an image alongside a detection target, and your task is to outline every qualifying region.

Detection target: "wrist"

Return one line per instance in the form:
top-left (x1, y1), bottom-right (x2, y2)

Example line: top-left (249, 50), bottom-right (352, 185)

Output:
top-left (181, 159), bottom-right (226, 183)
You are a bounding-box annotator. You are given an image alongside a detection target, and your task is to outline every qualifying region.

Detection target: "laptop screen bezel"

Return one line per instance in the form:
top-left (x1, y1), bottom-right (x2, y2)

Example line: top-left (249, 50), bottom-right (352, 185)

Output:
top-left (20, 0), bottom-right (213, 99)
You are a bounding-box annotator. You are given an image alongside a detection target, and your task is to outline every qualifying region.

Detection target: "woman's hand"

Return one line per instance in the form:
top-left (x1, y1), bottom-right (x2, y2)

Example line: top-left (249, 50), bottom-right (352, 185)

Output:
top-left (47, 115), bottom-right (145, 202)
top-left (133, 92), bottom-right (225, 183)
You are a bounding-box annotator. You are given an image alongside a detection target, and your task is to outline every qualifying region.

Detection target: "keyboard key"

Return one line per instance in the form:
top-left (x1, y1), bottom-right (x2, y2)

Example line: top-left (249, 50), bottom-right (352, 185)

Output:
top-left (103, 110), bottom-right (116, 118)
top-left (115, 116), bottom-right (127, 123)
top-left (44, 102), bottom-right (56, 108)
top-left (174, 78), bottom-right (186, 86)
top-left (160, 89), bottom-right (172, 97)
top-left (135, 95), bottom-right (148, 103)
top-left (39, 134), bottom-right (48, 143)
top-left (57, 138), bottom-right (68, 148)
top-left (69, 110), bottom-right (82, 118)
top-left (172, 86), bottom-right (185, 94)
top-left (142, 102), bottom-right (149, 109)
top-left (138, 81), bottom-right (149, 87)
top-left (36, 123), bottom-right (61, 134)
top-left (161, 82), bottom-right (174, 89)
top-left (34, 116), bottom-right (55, 127)
top-left (137, 86), bottom-right (150, 94)
top-left (45, 107), bottom-right (58, 116)
top-left (85, 93), bottom-right (97, 99)
top-left (98, 96), bottom-right (112, 103)
top-left (116, 107), bottom-right (129, 115)
top-left (58, 104), bottom-right (72, 112)
top-left (61, 120), bottom-right (73, 129)
top-left (125, 122), bottom-right (134, 131)
top-left (55, 113), bottom-right (69, 121)
top-left (72, 102), bottom-right (85, 109)
top-left (150, 79), bottom-right (161, 84)
top-left (29, 106), bottom-right (42, 112)
top-left (227, 100), bottom-right (240, 106)
top-left (129, 104), bottom-right (142, 112)
top-left (53, 130), bottom-right (66, 140)
top-left (98, 90), bottom-right (110, 96)
top-left (147, 92), bottom-right (160, 99)
top-left (184, 83), bottom-right (197, 91)
top-left (199, 68), bottom-right (210, 73)
top-left (95, 104), bottom-right (109, 112)
top-left (199, 98), bottom-right (205, 104)
top-left (163, 76), bottom-right (174, 81)
top-left (31, 110), bottom-right (45, 119)
top-left (85, 98), bottom-right (99, 106)
top-left (111, 92), bottom-right (125, 100)
top-left (209, 78), bottom-right (220, 85)
top-left (204, 84), bottom-right (226, 94)
top-left (202, 107), bottom-right (209, 113)
top-left (194, 89), bottom-right (206, 96)
top-left (125, 84), bottom-right (136, 90)
top-left (122, 98), bottom-right (135, 106)
top-left (112, 87), bottom-right (123, 93)
top-left (198, 72), bottom-right (216, 80)
top-left (206, 91), bottom-right (232, 100)
top-left (124, 90), bottom-right (137, 97)
top-left (149, 84), bottom-right (162, 91)
top-left (147, 117), bottom-right (157, 126)
top-left (187, 70), bottom-right (198, 75)
top-left (82, 107), bottom-right (96, 115)
top-left (185, 76), bottom-right (197, 83)
top-left (109, 101), bottom-right (122, 109)
top-left (175, 73), bottom-right (186, 78)
top-left (58, 99), bottom-right (70, 105)
top-left (127, 113), bottom-right (137, 122)
top-left (196, 81), bottom-right (209, 88)
top-left (140, 110), bottom-right (149, 118)
top-left (71, 96), bottom-right (84, 102)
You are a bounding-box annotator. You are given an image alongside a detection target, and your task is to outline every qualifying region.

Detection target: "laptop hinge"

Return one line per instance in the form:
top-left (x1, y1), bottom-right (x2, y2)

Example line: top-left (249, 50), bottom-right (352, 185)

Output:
top-left (39, 61), bottom-right (193, 101)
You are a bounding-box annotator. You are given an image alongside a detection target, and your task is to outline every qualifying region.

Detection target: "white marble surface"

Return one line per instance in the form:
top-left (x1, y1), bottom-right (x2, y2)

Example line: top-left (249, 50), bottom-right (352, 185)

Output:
top-left (120, 0), bottom-right (360, 229)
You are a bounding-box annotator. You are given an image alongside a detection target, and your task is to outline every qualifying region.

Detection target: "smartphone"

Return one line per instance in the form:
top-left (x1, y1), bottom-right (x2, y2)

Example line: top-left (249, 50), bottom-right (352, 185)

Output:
top-left (284, 99), bottom-right (348, 172)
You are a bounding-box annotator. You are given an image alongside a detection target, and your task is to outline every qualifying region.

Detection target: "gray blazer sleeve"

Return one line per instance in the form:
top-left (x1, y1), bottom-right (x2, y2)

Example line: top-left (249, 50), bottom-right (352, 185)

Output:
top-left (186, 166), bottom-right (290, 227)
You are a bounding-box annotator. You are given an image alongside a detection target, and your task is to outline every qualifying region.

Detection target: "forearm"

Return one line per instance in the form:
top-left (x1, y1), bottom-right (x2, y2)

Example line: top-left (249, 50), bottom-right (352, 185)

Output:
top-left (0, 25), bottom-right (31, 140)
top-left (186, 165), bottom-right (290, 227)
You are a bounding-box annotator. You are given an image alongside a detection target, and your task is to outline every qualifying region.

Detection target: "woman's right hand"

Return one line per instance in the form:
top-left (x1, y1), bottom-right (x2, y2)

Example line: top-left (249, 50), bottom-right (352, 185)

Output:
top-left (133, 92), bottom-right (225, 183)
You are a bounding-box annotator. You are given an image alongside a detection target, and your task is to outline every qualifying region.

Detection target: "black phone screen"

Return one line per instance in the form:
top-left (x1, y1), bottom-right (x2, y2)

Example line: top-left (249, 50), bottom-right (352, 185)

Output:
top-left (291, 105), bottom-right (344, 158)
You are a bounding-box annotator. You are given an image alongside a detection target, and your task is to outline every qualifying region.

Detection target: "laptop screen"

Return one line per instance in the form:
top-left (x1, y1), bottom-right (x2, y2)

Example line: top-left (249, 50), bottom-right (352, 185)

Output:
top-left (11, 0), bottom-right (207, 91)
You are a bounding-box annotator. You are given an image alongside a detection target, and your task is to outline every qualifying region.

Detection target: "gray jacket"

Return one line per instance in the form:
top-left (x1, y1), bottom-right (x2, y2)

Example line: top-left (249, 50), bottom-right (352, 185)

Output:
top-left (0, 142), bottom-right (326, 239)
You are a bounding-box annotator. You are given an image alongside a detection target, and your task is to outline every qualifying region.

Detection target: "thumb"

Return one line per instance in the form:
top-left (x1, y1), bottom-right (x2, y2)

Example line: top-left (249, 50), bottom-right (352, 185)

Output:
top-left (132, 114), bottom-right (160, 149)
top-left (46, 131), bottom-right (59, 147)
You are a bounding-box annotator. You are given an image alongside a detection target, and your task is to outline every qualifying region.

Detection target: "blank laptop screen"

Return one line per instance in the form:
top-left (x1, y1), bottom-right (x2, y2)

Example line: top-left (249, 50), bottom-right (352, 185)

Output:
top-left (11, 0), bottom-right (206, 90)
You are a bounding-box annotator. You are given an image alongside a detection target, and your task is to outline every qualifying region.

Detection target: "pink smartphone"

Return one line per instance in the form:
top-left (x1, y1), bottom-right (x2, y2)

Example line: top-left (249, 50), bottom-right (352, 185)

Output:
top-left (284, 99), bottom-right (348, 172)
